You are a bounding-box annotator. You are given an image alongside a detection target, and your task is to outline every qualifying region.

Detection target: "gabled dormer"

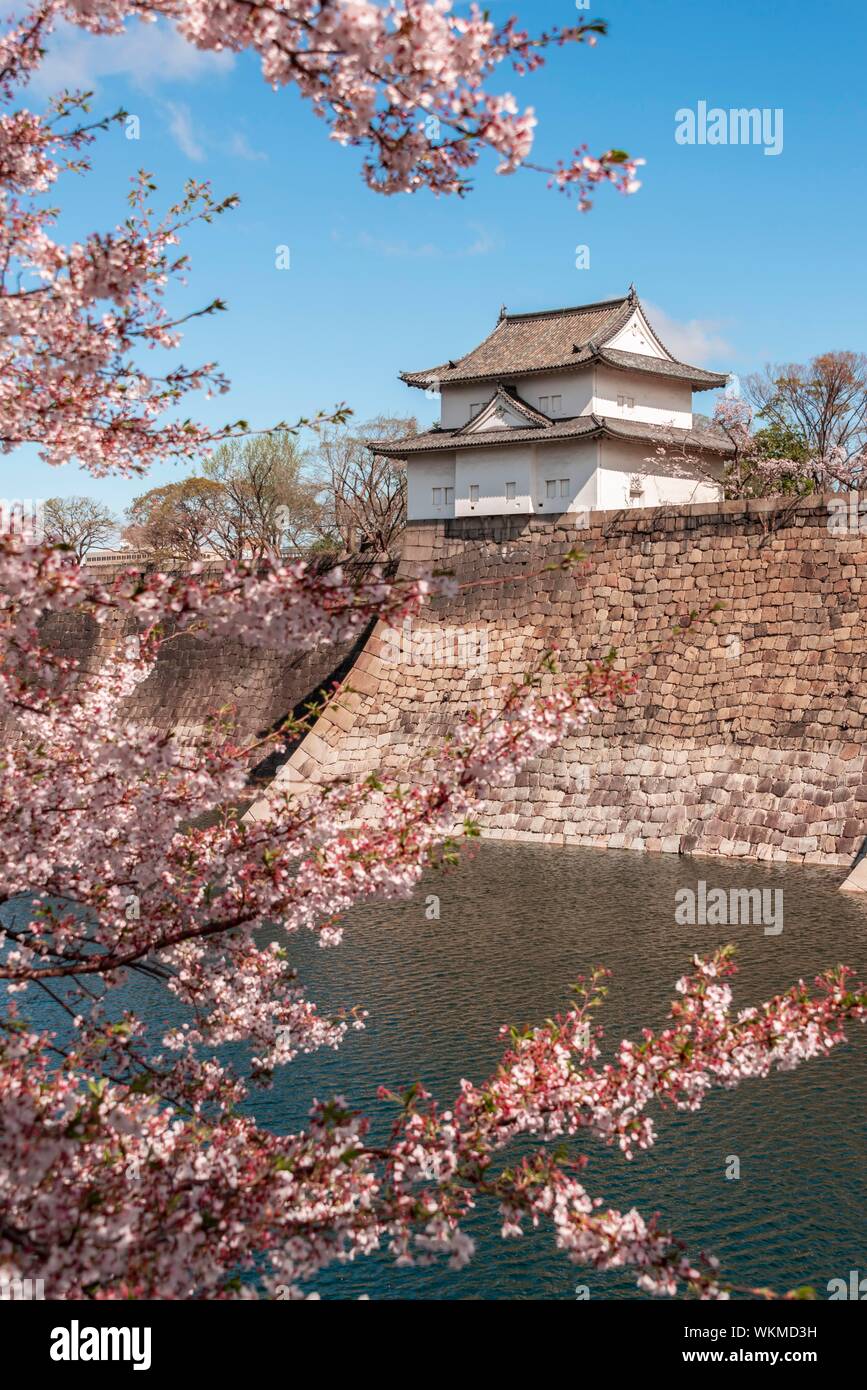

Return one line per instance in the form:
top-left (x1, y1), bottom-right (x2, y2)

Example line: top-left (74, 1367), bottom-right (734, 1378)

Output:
top-left (463, 386), bottom-right (551, 433)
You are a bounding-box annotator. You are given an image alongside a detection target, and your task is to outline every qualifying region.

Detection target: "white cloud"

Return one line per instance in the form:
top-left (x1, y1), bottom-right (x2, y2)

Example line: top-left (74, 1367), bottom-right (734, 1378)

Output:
top-left (165, 102), bottom-right (205, 162)
top-left (462, 222), bottom-right (496, 257)
top-left (357, 231), bottom-right (441, 259)
top-left (353, 221), bottom-right (497, 260)
top-left (228, 132), bottom-right (268, 162)
top-left (29, 19), bottom-right (233, 98)
top-left (642, 300), bottom-right (733, 365)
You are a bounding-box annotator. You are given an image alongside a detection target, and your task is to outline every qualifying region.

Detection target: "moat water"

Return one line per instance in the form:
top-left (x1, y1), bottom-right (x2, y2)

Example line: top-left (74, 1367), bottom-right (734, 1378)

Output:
top-left (265, 842), bottom-right (867, 1299)
top-left (12, 842), bottom-right (867, 1299)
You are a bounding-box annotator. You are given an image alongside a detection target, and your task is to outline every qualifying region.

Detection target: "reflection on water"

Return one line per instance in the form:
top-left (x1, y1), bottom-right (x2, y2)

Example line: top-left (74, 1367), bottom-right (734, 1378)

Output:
top-left (259, 842), bottom-right (867, 1300)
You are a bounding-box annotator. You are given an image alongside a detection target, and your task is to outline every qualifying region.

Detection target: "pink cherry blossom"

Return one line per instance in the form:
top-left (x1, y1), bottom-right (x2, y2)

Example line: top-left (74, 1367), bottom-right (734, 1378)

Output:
top-left (0, 3), bottom-right (859, 1303)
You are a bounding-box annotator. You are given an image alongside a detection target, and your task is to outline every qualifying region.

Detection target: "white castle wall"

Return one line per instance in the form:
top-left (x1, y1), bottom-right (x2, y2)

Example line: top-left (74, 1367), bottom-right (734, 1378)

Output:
top-left (596, 439), bottom-right (723, 509)
top-left (440, 370), bottom-right (594, 427)
top-left (592, 365), bottom-right (693, 428)
top-left (407, 453), bottom-right (458, 521)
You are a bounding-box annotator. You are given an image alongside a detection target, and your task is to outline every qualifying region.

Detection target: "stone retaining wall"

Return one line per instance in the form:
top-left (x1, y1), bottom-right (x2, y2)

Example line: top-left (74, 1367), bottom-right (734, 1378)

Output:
top-left (21, 567), bottom-right (376, 769)
top-left (255, 494), bottom-right (867, 868)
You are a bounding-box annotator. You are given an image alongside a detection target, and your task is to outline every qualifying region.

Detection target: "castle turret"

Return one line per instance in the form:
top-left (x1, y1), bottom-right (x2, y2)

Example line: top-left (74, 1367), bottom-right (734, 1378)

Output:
top-left (371, 289), bottom-right (733, 519)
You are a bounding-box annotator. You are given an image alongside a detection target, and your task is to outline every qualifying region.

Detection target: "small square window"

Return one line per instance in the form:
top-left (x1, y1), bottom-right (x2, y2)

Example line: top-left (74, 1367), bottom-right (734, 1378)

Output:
top-left (551, 395), bottom-right (562, 415)
top-left (469, 484), bottom-right (479, 503)
top-left (559, 478), bottom-right (569, 497)
top-left (546, 479), bottom-right (557, 499)
top-left (505, 481), bottom-right (516, 500)
top-left (617, 394), bottom-right (625, 408)
top-left (444, 486), bottom-right (454, 504)
top-left (470, 402), bottom-right (482, 418)
top-left (432, 487), bottom-right (442, 505)
top-left (627, 396), bottom-right (635, 408)
top-left (539, 396), bottom-right (549, 413)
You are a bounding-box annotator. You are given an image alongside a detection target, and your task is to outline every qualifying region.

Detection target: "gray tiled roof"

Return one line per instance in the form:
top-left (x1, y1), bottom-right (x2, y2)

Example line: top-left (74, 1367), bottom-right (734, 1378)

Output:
top-left (400, 290), bottom-right (728, 391)
top-left (400, 295), bottom-right (633, 388)
top-left (370, 412), bottom-right (736, 459)
top-left (596, 347), bottom-right (727, 388)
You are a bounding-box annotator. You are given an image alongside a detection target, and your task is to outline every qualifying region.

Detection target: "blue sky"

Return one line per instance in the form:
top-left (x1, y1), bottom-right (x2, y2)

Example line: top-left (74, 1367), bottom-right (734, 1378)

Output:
top-left (9, 0), bottom-right (867, 520)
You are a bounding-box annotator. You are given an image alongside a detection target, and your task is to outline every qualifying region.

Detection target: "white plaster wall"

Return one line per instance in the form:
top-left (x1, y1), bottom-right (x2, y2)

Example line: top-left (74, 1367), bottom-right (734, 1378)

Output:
top-left (605, 306), bottom-right (668, 357)
top-left (454, 446), bottom-right (534, 517)
top-left (440, 369), bottom-right (593, 427)
top-left (595, 438), bottom-right (722, 510)
top-left (593, 365), bottom-right (692, 428)
top-left (440, 384), bottom-right (495, 428)
top-left (406, 453), bottom-right (456, 521)
top-left (532, 440), bottom-right (598, 515)
top-left (406, 435), bottom-right (720, 519)
top-left (518, 371), bottom-right (594, 420)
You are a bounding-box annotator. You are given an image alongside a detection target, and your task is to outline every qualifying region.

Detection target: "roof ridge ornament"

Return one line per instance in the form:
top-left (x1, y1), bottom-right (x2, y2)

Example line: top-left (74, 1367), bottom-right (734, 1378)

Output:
top-left (498, 303), bottom-right (507, 320)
